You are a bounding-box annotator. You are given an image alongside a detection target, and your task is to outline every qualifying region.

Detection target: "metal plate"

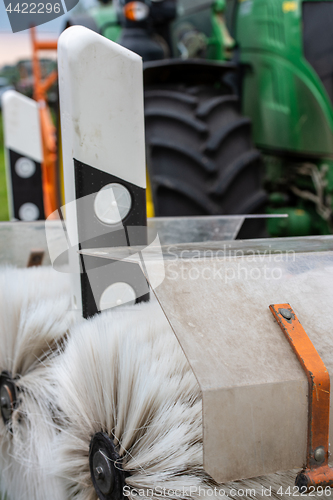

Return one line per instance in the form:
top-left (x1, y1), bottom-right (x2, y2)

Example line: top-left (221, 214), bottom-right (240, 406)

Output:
top-left (0, 216), bottom-right (241, 269)
top-left (148, 216), bottom-right (243, 245)
top-left (149, 247), bottom-right (333, 482)
top-left (82, 237), bottom-right (333, 483)
top-left (0, 215), bottom-right (288, 268)
top-left (0, 222), bottom-right (55, 267)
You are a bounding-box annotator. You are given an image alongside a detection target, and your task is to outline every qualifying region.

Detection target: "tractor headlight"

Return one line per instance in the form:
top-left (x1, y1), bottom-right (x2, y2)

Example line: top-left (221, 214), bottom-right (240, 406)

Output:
top-left (123, 1), bottom-right (150, 21)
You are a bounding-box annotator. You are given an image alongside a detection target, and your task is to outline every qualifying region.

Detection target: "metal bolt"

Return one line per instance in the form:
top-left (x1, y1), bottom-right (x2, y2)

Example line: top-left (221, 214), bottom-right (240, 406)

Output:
top-left (92, 449), bottom-right (114, 495)
top-left (314, 447), bottom-right (326, 464)
top-left (95, 466), bottom-right (105, 481)
top-left (0, 397), bottom-right (8, 409)
top-left (0, 384), bottom-right (13, 422)
top-left (280, 308), bottom-right (292, 320)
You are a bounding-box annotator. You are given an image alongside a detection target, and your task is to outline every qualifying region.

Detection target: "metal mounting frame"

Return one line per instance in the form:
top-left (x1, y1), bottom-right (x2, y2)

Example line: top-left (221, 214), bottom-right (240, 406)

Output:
top-left (270, 304), bottom-right (333, 490)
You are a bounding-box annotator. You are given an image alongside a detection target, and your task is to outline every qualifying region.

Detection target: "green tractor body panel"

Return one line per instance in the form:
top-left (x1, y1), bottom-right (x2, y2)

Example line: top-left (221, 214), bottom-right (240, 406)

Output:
top-left (71, 0), bottom-right (333, 236)
top-left (88, 3), bottom-right (121, 41)
top-left (235, 0), bottom-right (333, 157)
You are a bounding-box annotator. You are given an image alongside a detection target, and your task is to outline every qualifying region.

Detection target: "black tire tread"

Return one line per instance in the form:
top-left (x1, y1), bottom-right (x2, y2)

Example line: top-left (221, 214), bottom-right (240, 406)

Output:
top-left (144, 85), bottom-right (266, 235)
top-left (149, 138), bottom-right (216, 173)
top-left (204, 117), bottom-right (252, 155)
top-left (154, 175), bottom-right (219, 214)
top-left (145, 90), bottom-right (198, 106)
top-left (145, 109), bottom-right (208, 134)
top-left (210, 149), bottom-right (261, 195)
top-left (237, 190), bottom-right (268, 215)
top-left (196, 95), bottom-right (239, 119)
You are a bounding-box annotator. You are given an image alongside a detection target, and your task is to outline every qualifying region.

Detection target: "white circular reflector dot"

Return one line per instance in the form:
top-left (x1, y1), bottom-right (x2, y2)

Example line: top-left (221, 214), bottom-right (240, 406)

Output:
top-left (94, 183), bottom-right (132, 224)
top-left (18, 203), bottom-right (40, 221)
top-left (15, 157), bottom-right (36, 178)
top-left (99, 282), bottom-right (136, 311)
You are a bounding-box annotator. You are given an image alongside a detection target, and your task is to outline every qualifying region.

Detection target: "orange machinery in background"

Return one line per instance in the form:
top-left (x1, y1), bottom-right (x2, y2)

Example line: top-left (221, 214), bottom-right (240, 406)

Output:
top-left (30, 27), bottom-right (59, 218)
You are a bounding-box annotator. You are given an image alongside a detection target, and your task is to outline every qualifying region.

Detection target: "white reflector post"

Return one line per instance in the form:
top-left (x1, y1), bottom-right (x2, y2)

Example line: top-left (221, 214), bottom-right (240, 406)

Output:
top-left (2, 90), bottom-right (44, 221)
top-left (58, 26), bottom-right (148, 318)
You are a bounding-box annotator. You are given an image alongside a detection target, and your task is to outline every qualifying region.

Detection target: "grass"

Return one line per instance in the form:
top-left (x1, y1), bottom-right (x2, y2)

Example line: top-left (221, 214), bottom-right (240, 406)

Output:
top-left (0, 112), bottom-right (9, 221)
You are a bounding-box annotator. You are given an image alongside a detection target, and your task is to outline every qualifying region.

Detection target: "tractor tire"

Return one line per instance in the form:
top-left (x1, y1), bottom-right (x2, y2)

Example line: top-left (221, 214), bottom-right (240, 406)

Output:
top-left (144, 84), bottom-right (267, 238)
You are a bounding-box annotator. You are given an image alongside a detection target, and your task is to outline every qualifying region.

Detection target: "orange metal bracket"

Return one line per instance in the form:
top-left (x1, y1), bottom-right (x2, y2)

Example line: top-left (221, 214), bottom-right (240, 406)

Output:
top-left (31, 26), bottom-right (58, 102)
top-left (270, 304), bottom-right (333, 490)
top-left (31, 27), bottom-right (59, 218)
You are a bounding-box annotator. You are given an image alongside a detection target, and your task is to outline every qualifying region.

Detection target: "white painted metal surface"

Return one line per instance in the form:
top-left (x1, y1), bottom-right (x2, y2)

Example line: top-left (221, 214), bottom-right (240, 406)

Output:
top-left (58, 26), bottom-right (146, 192)
top-left (1, 90), bottom-right (42, 163)
top-left (58, 26), bottom-right (146, 315)
top-left (1, 90), bottom-right (43, 219)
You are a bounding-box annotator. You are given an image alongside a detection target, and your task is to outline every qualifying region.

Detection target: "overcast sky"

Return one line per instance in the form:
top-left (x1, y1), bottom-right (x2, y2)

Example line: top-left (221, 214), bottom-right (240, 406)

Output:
top-left (0, 0), bottom-right (98, 66)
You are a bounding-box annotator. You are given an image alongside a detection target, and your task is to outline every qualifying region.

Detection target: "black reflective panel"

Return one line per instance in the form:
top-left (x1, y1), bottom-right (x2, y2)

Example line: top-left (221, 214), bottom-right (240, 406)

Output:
top-left (303, 1), bottom-right (333, 104)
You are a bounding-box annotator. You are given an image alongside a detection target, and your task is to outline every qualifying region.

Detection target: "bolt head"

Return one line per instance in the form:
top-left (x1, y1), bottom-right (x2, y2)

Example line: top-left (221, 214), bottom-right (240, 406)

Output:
top-left (92, 449), bottom-right (114, 495)
top-left (94, 466), bottom-right (105, 481)
top-left (280, 308), bottom-right (292, 320)
top-left (0, 384), bottom-right (13, 422)
top-left (314, 447), bottom-right (326, 464)
top-left (0, 397), bottom-right (8, 409)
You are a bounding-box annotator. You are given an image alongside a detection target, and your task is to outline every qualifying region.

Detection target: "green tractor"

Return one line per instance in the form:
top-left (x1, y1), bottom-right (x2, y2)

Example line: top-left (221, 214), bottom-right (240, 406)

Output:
top-left (66, 0), bottom-right (333, 237)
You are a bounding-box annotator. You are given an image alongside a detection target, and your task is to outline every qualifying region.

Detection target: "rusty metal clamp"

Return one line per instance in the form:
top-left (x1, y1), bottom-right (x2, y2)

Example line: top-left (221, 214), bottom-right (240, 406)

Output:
top-left (270, 304), bottom-right (333, 490)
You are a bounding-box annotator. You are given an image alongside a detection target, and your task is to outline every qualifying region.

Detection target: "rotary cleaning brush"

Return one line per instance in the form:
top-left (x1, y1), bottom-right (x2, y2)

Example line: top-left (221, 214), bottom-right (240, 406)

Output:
top-left (48, 300), bottom-right (223, 500)
top-left (0, 265), bottom-right (75, 500)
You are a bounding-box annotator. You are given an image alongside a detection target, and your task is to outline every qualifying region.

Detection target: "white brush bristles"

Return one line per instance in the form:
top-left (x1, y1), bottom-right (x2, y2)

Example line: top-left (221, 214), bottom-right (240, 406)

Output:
top-left (0, 266), bottom-right (75, 500)
top-left (0, 270), bottom-right (304, 500)
top-left (50, 301), bottom-right (223, 500)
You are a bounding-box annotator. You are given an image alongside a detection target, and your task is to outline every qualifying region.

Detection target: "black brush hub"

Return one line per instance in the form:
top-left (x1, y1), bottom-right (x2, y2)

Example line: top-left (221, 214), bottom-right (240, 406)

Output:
top-left (89, 432), bottom-right (127, 500)
top-left (0, 371), bottom-right (17, 426)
